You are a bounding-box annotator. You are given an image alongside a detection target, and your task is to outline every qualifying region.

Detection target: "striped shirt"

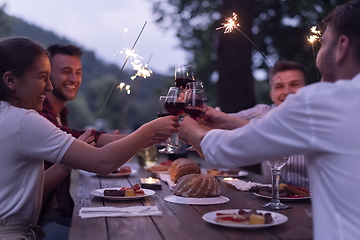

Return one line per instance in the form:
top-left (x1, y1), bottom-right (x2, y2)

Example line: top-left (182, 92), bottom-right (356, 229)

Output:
top-left (230, 104), bottom-right (309, 188)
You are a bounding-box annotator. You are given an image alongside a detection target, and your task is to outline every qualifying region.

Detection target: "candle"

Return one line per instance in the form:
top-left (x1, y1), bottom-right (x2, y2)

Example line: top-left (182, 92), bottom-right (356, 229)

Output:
top-left (145, 177), bottom-right (157, 184)
top-left (140, 177), bottom-right (162, 190)
top-left (224, 177), bottom-right (234, 181)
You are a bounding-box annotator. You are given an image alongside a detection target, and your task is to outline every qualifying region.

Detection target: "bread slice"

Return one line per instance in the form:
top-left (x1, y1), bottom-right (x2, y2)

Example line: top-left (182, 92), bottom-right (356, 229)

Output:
top-left (170, 158), bottom-right (200, 183)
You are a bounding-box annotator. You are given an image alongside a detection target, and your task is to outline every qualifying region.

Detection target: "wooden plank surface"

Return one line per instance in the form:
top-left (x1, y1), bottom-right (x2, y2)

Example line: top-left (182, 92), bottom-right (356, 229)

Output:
top-left (69, 159), bottom-right (313, 240)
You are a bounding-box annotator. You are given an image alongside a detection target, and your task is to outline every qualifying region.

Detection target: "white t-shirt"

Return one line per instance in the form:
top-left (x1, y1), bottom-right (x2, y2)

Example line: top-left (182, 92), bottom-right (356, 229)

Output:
top-left (0, 101), bottom-right (75, 225)
top-left (230, 104), bottom-right (309, 188)
top-left (201, 73), bottom-right (360, 240)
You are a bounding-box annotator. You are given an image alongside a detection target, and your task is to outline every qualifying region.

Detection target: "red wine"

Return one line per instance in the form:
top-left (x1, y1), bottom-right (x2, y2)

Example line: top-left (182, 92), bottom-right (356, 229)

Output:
top-left (184, 108), bottom-right (205, 120)
top-left (164, 102), bottom-right (185, 116)
top-left (175, 77), bottom-right (195, 89)
top-left (157, 112), bottom-right (170, 117)
top-left (186, 99), bottom-right (206, 107)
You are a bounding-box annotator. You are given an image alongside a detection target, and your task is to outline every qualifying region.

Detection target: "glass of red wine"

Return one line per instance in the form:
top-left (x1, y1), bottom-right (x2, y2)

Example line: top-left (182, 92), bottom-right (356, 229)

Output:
top-left (157, 96), bottom-right (170, 118)
top-left (184, 89), bottom-right (207, 121)
top-left (175, 65), bottom-right (196, 89)
top-left (158, 87), bottom-right (185, 154)
top-left (157, 96), bottom-right (170, 147)
top-left (183, 83), bottom-right (207, 151)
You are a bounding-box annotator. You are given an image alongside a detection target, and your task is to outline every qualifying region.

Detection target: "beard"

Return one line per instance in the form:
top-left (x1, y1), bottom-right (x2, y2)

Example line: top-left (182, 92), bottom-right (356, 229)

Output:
top-left (319, 57), bottom-right (337, 82)
top-left (52, 86), bottom-right (76, 102)
top-left (317, 46), bottom-right (338, 82)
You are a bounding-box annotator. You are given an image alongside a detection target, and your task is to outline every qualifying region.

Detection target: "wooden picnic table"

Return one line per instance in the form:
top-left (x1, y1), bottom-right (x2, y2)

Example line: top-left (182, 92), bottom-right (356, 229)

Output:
top-left (68, 158), bottom-right (313, 240)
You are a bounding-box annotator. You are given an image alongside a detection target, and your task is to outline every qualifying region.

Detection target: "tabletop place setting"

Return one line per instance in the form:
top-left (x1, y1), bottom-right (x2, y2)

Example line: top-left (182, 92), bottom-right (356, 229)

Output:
top-left (70, 65), bottom-right (313, 240)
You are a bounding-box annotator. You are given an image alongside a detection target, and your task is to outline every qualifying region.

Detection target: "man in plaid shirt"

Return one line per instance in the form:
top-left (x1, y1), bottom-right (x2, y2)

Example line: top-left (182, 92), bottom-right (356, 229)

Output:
top-left (38, 44), bottom-right (125, 239)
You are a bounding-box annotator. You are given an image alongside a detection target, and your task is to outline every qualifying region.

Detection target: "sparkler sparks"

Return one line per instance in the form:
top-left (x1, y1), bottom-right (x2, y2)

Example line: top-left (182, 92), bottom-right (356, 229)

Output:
top-left (130, 62), bottom-right (153, 80)
top-left (307, 26), bottom-right (322, 43)
top-left (97, 21), bottom-right (147, 119)
top-left (116, 82), bottom-right (131, 94)
top-left (216, 12), bottom-right (240, 34)
top-left (307, 26), bottom-right (322, 81)
top-left (217, 12), bottom-right (289, 90)
top-left (115, 49), bottom-right (153, 93)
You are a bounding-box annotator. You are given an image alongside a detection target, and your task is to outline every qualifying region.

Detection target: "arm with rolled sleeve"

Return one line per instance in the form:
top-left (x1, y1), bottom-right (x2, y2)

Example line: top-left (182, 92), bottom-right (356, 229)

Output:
top-left (200, 91), bottom-right (314, 168)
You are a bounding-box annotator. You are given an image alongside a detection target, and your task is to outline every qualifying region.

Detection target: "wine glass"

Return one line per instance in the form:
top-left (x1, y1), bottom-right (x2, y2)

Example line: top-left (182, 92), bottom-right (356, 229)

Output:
top-left (175, 65), bottom-right (196, 89)
top-left (183, 83), bottom-right (207, 151)
top-left (157, 96), bottom-right (170, 147)
top-left (158, 87), bottom-right (185, 154)
top-left (184, 89), bottom-right (207, 120)
top-left (262, 156), bottom-right (290, 210)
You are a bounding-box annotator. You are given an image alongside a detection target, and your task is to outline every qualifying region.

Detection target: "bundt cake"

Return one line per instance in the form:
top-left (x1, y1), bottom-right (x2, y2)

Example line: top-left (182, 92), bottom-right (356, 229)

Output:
top-left (173, 174), bottom-right (221, 198)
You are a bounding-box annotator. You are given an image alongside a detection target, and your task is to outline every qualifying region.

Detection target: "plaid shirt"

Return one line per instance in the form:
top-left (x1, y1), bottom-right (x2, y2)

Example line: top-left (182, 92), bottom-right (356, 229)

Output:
top-left (39, 97), bottom-right (104, 218)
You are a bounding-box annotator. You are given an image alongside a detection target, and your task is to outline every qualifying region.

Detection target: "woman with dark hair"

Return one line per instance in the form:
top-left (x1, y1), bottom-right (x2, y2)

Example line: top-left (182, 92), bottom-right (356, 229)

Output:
top-left (0, 37), bottom-right (179, 239)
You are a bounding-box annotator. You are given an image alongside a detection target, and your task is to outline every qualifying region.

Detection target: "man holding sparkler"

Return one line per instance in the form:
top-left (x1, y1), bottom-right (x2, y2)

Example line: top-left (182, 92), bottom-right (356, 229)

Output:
top-left (37, 44), bottom-right (155, 239)
top-left (179, 1), bottom-right (360, 239)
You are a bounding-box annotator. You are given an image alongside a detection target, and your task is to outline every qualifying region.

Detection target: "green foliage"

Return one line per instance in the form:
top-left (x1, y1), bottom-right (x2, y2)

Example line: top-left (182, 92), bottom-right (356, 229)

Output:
top-left (0, 5), bottom-right (10, 36)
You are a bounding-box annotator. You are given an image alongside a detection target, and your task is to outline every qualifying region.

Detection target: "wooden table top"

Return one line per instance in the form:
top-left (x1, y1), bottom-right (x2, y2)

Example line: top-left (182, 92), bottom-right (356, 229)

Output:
top-left (68, 161), bottom-right (313, 240)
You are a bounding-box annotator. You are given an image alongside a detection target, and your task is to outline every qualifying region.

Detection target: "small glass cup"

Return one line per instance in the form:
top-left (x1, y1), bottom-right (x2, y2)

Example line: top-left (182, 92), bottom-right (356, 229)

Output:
top-left (262, 157), bottom-right (290, 210)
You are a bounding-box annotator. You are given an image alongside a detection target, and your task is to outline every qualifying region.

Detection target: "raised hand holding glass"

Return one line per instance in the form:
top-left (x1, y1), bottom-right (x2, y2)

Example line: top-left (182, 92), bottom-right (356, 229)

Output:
top-left (158, 87), bottom-right (185, 154)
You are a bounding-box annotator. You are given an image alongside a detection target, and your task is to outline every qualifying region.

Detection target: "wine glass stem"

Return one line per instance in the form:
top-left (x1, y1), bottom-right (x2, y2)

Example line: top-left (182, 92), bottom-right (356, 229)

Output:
top-left (271, 169), bottom-right (280, 202)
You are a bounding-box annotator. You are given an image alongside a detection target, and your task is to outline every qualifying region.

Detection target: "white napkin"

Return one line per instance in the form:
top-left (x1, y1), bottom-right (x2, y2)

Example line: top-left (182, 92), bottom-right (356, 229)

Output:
top-left (222, 179), bottom-right (268, 191)
top-left (79, 206), bottom-right (162, 218)
top-left (158, 173), bottom-right (176, 190)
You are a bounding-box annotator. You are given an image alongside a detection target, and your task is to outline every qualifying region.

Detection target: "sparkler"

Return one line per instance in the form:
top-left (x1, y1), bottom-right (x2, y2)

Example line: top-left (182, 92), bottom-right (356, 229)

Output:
top-left (115, 48), bottom-right (153, 94)
top-left (97, 21), bottom-right (147, 119)
top-left (217, 13), bottom-right (290, 91)
top-left (122, 54), bottom-right (153, 117)
top-left (307, 26), bottom-right (322, 81)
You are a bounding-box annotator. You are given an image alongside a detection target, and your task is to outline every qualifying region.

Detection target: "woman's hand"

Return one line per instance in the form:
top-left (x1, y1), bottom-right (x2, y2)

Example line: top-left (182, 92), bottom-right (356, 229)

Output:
top-left (148, 115), bottom-right (180, 139)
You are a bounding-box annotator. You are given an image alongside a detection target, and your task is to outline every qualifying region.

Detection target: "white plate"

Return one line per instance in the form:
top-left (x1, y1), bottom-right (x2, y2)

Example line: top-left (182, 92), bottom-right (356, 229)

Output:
top-left (202, 209), bottom-right (288, 229)
top-left (91, 187), bottom-right (155, 200)
top-left (201, 169), bottom-right (248, 178)
top-left (150, 170), bottom-right (170, 174)
top-left (253, 192), bottom-right (311, 201)
top-left (97, 169), bottom-right (137, 178)
top-left (164, 195), bottom-right (229, 205)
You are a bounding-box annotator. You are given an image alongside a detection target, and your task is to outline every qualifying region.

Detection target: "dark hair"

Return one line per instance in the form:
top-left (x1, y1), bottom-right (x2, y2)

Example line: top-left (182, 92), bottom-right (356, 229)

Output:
top-left (269, 61), bottom-right (308, 85)
top-left (323, 0), bottom-right (360, 62)
top-left (47, 44), bottom-right (83, 58)
top-left (0, 37), bottom-right (49, 101)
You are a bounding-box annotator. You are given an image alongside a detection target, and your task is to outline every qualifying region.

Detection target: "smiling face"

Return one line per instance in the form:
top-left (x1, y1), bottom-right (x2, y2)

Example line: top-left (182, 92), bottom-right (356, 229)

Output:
top-left (269, 70), bottom-right (306, 106)
top-left (49, 53), bottom-right (82, 102)
top-left (12, 54), bottom-right (53, 111)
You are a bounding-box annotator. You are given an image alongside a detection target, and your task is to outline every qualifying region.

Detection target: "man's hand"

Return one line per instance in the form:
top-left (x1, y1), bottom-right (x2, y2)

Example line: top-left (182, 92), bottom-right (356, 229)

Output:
top-left (78, 129), bottom-right (96, 146)
top-left (178, 116), bottom-right (208, 157)
top-left (200, 106), bottom-right (249, 130)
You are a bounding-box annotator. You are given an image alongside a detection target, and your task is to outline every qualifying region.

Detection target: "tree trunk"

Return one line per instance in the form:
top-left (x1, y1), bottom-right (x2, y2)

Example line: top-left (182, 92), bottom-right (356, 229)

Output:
top-left (216, 0), bottom-right (256, 113)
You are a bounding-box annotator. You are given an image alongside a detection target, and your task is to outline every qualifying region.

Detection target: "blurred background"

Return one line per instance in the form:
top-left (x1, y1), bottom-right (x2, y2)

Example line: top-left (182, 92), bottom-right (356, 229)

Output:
top-left (0, 0), bottom-right (349, 132)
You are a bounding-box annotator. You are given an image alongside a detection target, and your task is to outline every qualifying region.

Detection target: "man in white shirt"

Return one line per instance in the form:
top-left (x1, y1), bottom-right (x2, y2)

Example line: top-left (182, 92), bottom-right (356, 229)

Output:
top-left (178, 1), bottom-right (360, 239)
top-left (229, 61), bottom-right (309, 188)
